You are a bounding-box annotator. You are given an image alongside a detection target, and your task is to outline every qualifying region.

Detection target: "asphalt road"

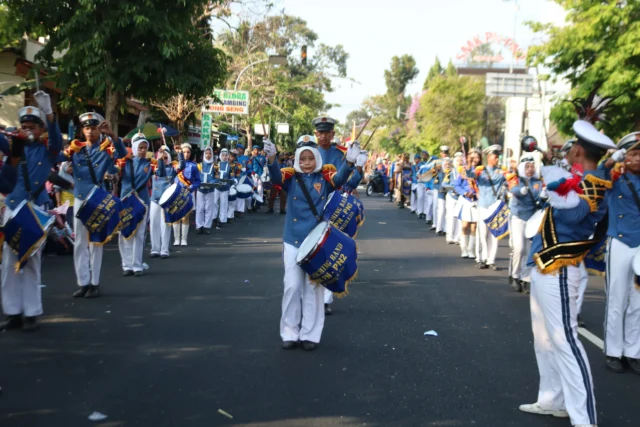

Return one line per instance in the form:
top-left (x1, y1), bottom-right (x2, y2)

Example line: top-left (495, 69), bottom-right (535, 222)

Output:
top-left (1, 193), bottom-right (639, 427)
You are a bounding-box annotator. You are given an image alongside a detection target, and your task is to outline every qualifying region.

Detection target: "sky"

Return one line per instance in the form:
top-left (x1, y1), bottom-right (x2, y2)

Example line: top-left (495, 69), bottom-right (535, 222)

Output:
top-left (275, 0), bottom-right (567, 123)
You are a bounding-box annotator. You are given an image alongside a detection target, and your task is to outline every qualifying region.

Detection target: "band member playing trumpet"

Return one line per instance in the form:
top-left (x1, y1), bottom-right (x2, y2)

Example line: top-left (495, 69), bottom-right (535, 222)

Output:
top-left (150, 145), bottom-right (176, 259)
top-left (195, 146), bottom-right (216, 234)
top-left (454, 149), bottom-right (481, 260)
top-left (473, 145), bottom-right (506, 270)
top-left (65, 112), bottom-right (128, 299)
top-left (172, 143), bottom-right (200, 246)
top-left (0, 92), bottom-right (62, 331)
top-left (599, 132), bottom-right (640, 375)
top-left (263, 136), bottom-right (361, 351)
top-left (508, 155), bottom-right (543, 293)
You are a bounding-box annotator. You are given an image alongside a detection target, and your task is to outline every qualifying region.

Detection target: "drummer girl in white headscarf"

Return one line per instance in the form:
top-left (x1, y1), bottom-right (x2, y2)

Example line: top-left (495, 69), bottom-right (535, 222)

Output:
top-left (213, 148), bottom-right (233, 229)
top-left (173, 142), bottom-right (200, 246)
top-left (508, 155), bottom-right (543, 293)
top-left (195, 146), bottom-right (216, 234)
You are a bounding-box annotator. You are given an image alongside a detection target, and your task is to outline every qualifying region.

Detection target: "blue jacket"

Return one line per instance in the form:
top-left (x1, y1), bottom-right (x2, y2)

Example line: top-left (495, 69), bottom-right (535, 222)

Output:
top-left (197, 162), bottom-right (216, 194)
top-left (527, 169), bottom-right (609, 267)
top-left (117, 156), bottom-right (155, 205)
top-left (175, 151), bottom-right (200, 192)
top-left (62, 135), bottom-right (128, 201)
top-left (268, 161), bottom-right (354, 248)
top-left (602, 166), bottom-right (640, 248)
top-left (3, 119), bottom-right (62, 209)
top-left (216, 161), bottom-right (234, 191)
top-left (509, 177), bottom-right (543, 221)
top-left (474, 166), bottom-right (506, 209)
top-left (419, 162), bottom-right (434, 190)
top-left (0, 162), bottom-right (17, 195)
top-left (151, 161), bottom-right (176, 203)
top-left (318, 145), bottom-right (362, 189)
top-left (237, 155), bottom-right (250, 176)
top-left (454, 169), bottom-right (477, 202)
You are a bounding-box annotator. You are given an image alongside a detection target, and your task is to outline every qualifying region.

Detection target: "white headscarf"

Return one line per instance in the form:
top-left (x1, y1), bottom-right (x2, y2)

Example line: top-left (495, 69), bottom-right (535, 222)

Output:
top-left (219, 148), bottom-right (229, 162)
top-left (294, 146), bottom-right (323, 174)
top-left (131, 133), bottom-right (149, 158)
top-left (203, 146), bottom-right (214, 164)
top-left (518, 155), bottom-right (539, 179)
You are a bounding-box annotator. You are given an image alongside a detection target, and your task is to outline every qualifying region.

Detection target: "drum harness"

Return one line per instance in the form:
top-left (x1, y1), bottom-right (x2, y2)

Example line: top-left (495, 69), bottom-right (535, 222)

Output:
top-left (20, 153), bottom-right (47, 203)
top-left (483, 167), bottom-right (505, 203)
top-left (621, 174), bottom-right (640, 212)
top-left (294, 174), bottom-right (322, 223)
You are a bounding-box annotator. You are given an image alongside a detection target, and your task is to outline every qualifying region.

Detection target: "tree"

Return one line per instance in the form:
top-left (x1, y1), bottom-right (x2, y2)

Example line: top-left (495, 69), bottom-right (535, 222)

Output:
top-left (0, 5), bottom-right (30, 48)
top-left (527, 0), bottom-right (640, 137)
top-left (412, 75), bottom-right (485, 154)
top-left (422, 56), bottom-right (444, 90)
top-left (150, 94), bottom-right (203, 144)
top-left (345, 108), bottom-right (370, 128)
top-left (444, 60), bottom-right (458, 77)
top-left (4, 0), bottom-right (228, 134)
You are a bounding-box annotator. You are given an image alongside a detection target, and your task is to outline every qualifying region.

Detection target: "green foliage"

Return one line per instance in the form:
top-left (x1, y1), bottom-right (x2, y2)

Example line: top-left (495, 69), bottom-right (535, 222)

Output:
top-left (345, 108), bottom-right (370, 128)
top-left (413, 75), bottom-right (485, 153)
top-left (422, 56), bottom-right (443, 90)
top-left (385, 55), bottom-right (419, 98)
top-left (3, 0), bottom-right (228, 130)
top-left (445, 60), bottom-right (457, 77)
top-left (527, 0), bottom-right (640, 138)
top-left (0, 5), bottom-right (29, 48)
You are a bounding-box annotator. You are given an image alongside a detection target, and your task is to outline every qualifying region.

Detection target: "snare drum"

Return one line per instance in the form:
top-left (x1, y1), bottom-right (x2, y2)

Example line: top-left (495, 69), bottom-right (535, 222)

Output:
top-left (238, 175), bottom-right (254, 189)
top-left (159, 182), bottom-right (194, 224)
top-left (236, 184), bottom-right (253, 199)
top-left (75, 186), bottom-right (124, 244)
top-left (296, 221), bottom-right (358, 296)
top-left (4, 200), bottom-right (55, 270)
top-left (525, 209), bottom-right (546, 239)
top-left (322, 191), bottom-right (364, 238)
top-left (119, 191), bottom-right (148, 239)
top-left (229, 187), bottom-right (237, 202)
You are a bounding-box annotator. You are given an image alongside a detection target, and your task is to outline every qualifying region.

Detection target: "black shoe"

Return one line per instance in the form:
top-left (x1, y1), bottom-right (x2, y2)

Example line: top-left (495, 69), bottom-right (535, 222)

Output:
top-left (160, 254), bottom-right (170, 259)
top-left (324, 304), bottom-right (332, 316)
top-left (282, 341), bottom-right (298, 350)
top-left (511, 279), bottom-right (523, 292)
top-left (606, 356), bottom-right (625, 373)
top-left (22, 317), bottom-right (39, 332)
top-left (578, 315), bottom-right (586, 327)
top-left (426, 220), bottom-right (432, 225)
top-left (123, 270), bottom-right (134, 277)
top-left (204, 228), bottom-right (211, 235)
top-left (150, 253), bottom-right (160, 258)
top-left (134, 271), bottom-right (144, 277)
top-left (522, 281), bottom-right (530, 294)
top-left (438, 231), bottom-right (446, 236)
top-left (266, 208), bottom-right (274, 214)
top-left (476, 262), bottom-right (488, 269)
top-left (489, 264), bottom-right (499, 271)
top-left (72, 286), bottom-right (89, 298)
top-left (508, 276), bottom-right (514, 285)
top-left (627, 358), bottom-right (640, 375)
top-left (227, 219), bottom-right (233, 224)
top-left (0, 315), bottom-right (23, 331)
top-left (280, 210), bottom-right (286, 215)
top-left (301, 341), bottom-right (317, 351)
top-left (85, 285), bottom-right (100, 299)
top-left (195, 227), bottom-right (203, 235)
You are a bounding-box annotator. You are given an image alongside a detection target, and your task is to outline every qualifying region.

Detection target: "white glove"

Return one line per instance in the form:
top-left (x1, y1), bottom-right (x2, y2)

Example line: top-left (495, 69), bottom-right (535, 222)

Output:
top-left (520, 186), bottom-right (528, 196)
top-left (612, 149), bottom-right (627, 163)
top-left (356, 151), bottom-right (368, 167)
top-left (241, 167), bottom-right (247, 172)
top-left (263, 139), bottom-right (277, 157)
top-left (34, 90), bottom-right (53, 115)
top-left (539, 188), bottom-right (549, 200)
top-left (346, 141), bottom-right (361, 163)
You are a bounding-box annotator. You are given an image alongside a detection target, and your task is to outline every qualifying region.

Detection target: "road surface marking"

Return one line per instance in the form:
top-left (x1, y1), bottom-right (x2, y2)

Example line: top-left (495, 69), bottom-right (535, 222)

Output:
top-left (578, 327), bottom-right (604, 350)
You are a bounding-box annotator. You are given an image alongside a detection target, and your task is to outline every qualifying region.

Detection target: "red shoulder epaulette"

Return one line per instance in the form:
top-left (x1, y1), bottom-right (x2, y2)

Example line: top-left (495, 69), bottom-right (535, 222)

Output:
top-left (322, 164), bottom-right (337, 184)
top-left (281, 167), bottom-right (295, 181)
top-left (335, 145), bottom-right (348, 154)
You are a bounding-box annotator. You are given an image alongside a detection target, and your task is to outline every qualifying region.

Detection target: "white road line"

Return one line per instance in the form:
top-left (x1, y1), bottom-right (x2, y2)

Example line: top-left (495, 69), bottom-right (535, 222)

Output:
top-left (578, 327), bottom-right (604, 350)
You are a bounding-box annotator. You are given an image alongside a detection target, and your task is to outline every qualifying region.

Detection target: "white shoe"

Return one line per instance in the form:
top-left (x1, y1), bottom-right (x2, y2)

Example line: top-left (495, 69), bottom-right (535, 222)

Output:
top-left (461, 250), bottom-right (469, 258)
top-left (173, 240), bottom-right (180, 246)
top-left (518, 402), bottom-right (569, 418)
top-left (180, 239), bottom-right (187, 246)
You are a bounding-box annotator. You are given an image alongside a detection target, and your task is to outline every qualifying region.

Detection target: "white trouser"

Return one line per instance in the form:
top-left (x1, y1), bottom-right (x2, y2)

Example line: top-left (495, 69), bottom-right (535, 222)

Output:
top-left (410, 184), bottom-right (417, 212)
top-left (530, 266), bottom-right (596, 426)
top-left (476, 206), bottom-right (498, 265)
top-left (213, 189), bottom-right (229, 223)
top-left (195, 191), bottom-right (215, 229)
top-left (74, 198), bottom-right (104, 287)
top-left (227, 198), bottom-right (236, 219)
top-left (435, 196), bottom-right (446, 232)
top-left (423, 189), bottom-right (433, 221)
top-left (605, 238), bottom-right (640, 359)
top-left (1, 207), bottom-right (43, 317)
top-left (445, 194), bottom-right (459, 242)
top-left (416, 185), bottom-right (425, 215)
top-left (236, 197), bottom-right (245, 213)
top-left (431, 190), bottom-right (438, 224)
top-left (149, 202), bottom-right (171, 256)
top-left (281, 243), bottom-right (325, 343)
top-left (577, 262), bottom-right (588, 315)
top-left (119, 211), bottom-right (148, 272)
top-left (324, 287), bottom-right (333, 305)
top-left (509, 216), bottom-right (531, 282)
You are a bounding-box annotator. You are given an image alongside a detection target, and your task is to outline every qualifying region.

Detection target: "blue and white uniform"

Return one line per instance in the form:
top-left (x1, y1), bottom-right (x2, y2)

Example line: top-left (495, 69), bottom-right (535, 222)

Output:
top-left (445, 153), bottom-right (463, 244)
top-left (418, 159), bottom-right (435, 222)
top-left (1, 104), bottom-right (61, 323)
top-left (196, 146), bottom-right (216, 231)
top-left (150, 146), bottom-right (176, 257)
top-left (235, 144), bottom-right (250, 213)
top-left (213, 148), bottom-right (233, 225)
top-left (268, 142), bottom-right (354, 344)
top-left (172, 143), bottom-right (200, 246)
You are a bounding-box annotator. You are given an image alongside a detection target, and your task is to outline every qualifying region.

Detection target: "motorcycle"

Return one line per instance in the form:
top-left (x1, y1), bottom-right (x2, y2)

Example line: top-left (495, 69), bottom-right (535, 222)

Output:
top-left (366, 170), bottom-right (386, 197)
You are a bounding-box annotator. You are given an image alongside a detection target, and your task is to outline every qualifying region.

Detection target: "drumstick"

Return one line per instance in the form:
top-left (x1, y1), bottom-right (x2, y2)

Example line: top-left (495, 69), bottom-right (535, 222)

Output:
top-left (355, 116), bottom-right (371, 141)
top-left (361, 127), bottom-right (379, 150)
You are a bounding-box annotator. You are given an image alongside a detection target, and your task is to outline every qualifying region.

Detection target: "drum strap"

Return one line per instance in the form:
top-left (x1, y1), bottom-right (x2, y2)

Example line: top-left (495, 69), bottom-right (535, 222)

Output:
top-left (294, 173), bottom-right (321, 222)
top-left (128, 159), bottom-right (138, 193)
top-left (524, 178), bottom-right (540, 208)
top-left (81, 146), bottom-right (99, 186)
top-left (20, 155), bottom-right (47, 201)
top-left (622, 174), bottom-right (640, 212)
top-left (484, 168), bottom-right (499, 199)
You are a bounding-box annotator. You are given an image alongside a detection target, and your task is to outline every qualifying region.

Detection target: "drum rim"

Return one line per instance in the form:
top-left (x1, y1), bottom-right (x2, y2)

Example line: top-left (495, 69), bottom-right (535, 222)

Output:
top-left (158, 182), bottom-right (178, 205)
top-left (296, 221), bottom-right (330, 264)
top-left (524, 209), bottom-right (545, 239)
top-left (236, 184), bottom-right (252, 193)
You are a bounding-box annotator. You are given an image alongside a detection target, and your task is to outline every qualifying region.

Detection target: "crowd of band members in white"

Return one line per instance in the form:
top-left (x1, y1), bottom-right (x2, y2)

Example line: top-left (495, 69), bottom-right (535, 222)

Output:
top-left (0, 93), bottom-right (638, 427)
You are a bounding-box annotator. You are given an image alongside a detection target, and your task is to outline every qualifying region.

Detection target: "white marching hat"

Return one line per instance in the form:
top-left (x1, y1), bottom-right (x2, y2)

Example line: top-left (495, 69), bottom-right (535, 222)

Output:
top-left (572, 120), bottom-right (616, 150)
top-left (79, 112), bottom-right (105, 127)
top-left (19, 106), bottom-right (46, 125)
